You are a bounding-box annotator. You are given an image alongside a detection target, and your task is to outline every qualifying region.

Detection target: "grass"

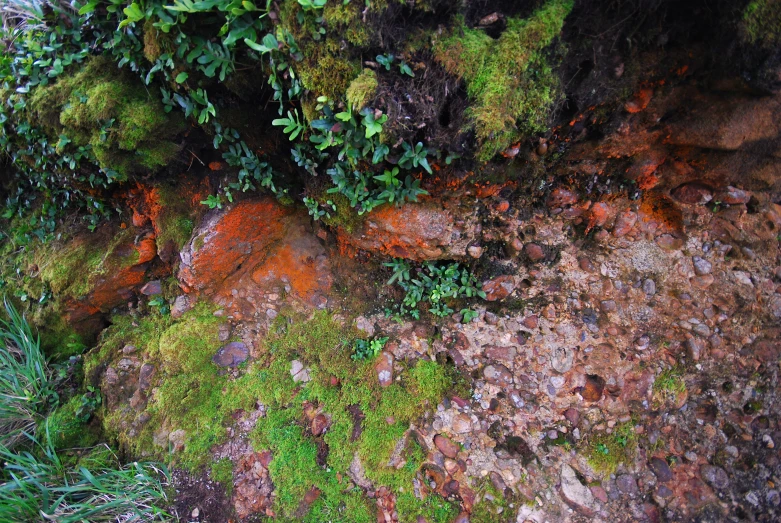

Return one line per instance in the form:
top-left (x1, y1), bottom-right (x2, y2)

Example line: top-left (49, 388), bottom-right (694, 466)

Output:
top-left (583, 421), bottom-right (638, 475)
top-left (433, 0), bottom-right (573, 160)
top-left (0, 299), bottom-right (56, 449)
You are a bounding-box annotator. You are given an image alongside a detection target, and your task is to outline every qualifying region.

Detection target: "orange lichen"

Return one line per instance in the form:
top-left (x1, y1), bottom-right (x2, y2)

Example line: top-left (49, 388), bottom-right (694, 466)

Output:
top-left (624, 88), bottom-right (653, 113)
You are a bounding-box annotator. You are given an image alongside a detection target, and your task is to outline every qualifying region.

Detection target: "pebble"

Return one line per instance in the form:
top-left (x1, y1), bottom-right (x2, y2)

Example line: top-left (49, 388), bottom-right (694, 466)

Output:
top-left (600, 300), bottom-right (617, 313)
top-left (616, 474), bottom-right (638, 495)
top-left (692, 256), bottom-right (712, 276)
top-left (648, 457), bottom-right (672, 482)
top-left (643, 279), bottom-right (656, 296)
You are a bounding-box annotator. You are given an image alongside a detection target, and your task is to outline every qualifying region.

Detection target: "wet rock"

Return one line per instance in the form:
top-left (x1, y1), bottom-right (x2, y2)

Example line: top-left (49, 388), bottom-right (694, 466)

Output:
top-left (483, 364), bottom-right (513, 387)
top-left (700, 465), bottom-right (729, 489)
top-left (434, 434), bottom-right (460, 459)
top-left (649, 457), bottom-right (673, 482)
top-left (375, 352), bottom-right (394, 388)
top-left (481, 275), bottom-right (516, 301)
top-left (692, 256), bottom-right (712, 276)
top-left (290, 360), bottom-right (311, 383)
top-left (338, 201), bottom-right (476, 260)
top-left (524, 243), bottom-right (545, 262)
top-left (140, 280), bottom-right (162, 296)
top-left (671, 182), bottom-right (713, 205)
top-left (212, 342), bottom-right (249, 367)
top-left (560, 464), bottom-right (599, 516)
top-left (617, 474), bottom-right (639, 495)
top-left (551, 346), bottom-right (574, 373)
top-left (612, 211), bottom-right (637, 237)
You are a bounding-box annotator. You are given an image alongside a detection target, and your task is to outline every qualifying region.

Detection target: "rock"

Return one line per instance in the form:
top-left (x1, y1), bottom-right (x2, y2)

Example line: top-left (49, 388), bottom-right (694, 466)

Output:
top-left (686, 338), bottom-right (705, 362)
top-left (579, 257), bottom-right (595, 272)
top-left (434, 434), bottom-right (460, 459)
top-left (467, 244), bottom-right (483, 259)
top-left (171, 295), bottom-right (192, 318)
top-left (564, 408), bottom-right (580, 426)
top-left (348, 453), bottom-right (373, 490)
top-left (612, 211), bottom-right (637, 237)
top-left (169, 429), bottom-right (186, 453)
top-left (692, 256), bottom-right (712, 276)
top-left (140, 280), bottom-right (162, 296)
top-left (643, 279), bottom-right (656, 296)
top-left (122, 344), bottom-right (137, 354)
top-left (290, 360), bottom-right (311, 383)
top-left (617, 474), bottom-right (639, 495)
top-left (691, 274), bottom-right (715, 289)
top-left (484, 345), bottom-right (516, 363)
top-left (582, 374), bottom-right (605, 401)
top-left (311, 413), bottom-right (330, 436)
top-left (481, 275), bottom-right (516, 301)
top-left (625, 88), bottom-right (653, 113)
top-left (600, 300), bottom-right (617, 313)
top-left (337, 201), bottom-right (476, 260)
top-left (590, 486), bottom-right (608, 503)
top-left (354, 316), bottom-right (375, 337)
top-left (547, 188), bottom-right (578, 208)
top-left (489, 471), bottom-right (507, 495)
top-left (719, 186), bottom-right (751, 205)
top-left (524, 243), bottom-right (545, 262)
top-left (551, 346), bottom-right (574, 373)
top-left (452, 413), bottom-right (472, 434)
top-left (671, 182), bottom-right (713, 205)
top-left (649, 457), bottom-right (673, 482)
top-left (701, 465), bottom-right (729, 489)
top-left (453, 512), bottom-right (470, 523)
top-left (212, 342), bottom-right (249, 367)
top-left (375, 352), bottom-right (394, 388)
top-left (483, 364), bottom-right (513, 387)
top-left (560, 464), bottom-right (599, 516)
top-left (138, 363), bottom-right (155, 391)
top-left (522, 315), bottom-right (538, 329)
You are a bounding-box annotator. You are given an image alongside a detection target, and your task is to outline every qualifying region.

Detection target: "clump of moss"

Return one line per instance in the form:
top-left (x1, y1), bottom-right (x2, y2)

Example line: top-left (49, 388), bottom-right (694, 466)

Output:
top-left (323, 1), bottom-right (373, 47)
top-left (583, 421), bottom-right (638, 475)
top-left (433, 0), bottom-right (573, 160)
top-left (652, 366), bottom-right (687, 409)
top-left (346, 69), bottom-right (379, 110)
top-left (297, 41), bottom-right (361, 100)
top-left (25, 56), bottom-right (184, 178)
top-left (210, 458), bottom-right (234, 495)
top-left (40, 396), bottom-right (100, 451)
top-left (742, 0), bottom-right (781, 46)
top-left (155, 184), bottom-right (196, 255)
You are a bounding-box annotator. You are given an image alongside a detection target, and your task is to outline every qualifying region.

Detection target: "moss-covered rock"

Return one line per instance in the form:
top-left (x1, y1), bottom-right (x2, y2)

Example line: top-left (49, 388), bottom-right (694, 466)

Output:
top-left (433, 0), bottom-right (573, 160)
top-left (346, 69), bottom-right (379, 110)
top-left (25, 57), bottom-right (184, 178)
top-left (742, 0), bottom-right (781, 46)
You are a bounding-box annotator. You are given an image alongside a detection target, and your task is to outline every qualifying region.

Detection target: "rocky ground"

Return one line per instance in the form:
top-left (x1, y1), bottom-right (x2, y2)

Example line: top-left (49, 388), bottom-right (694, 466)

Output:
top-left (8, 34), bottom-right (779, 523)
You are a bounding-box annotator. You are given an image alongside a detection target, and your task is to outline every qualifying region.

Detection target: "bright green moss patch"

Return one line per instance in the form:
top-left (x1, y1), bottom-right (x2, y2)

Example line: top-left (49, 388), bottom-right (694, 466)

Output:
top-left (582, 421), bottom-right (638, 475)
top-left (743, 0), bottom-right (781, 46)
top-left (210, 458), bottom-right (234, 495)
top-left (25, 56), bottom-right (184, 178)
top-left (245, 311), bottom-right (456, 521)
top-left (433, 0), bottom-right (573, 160)
top-left (40, 396), bottom-right (100, 451)
top-left (346, 69), bottom-right (379, 111)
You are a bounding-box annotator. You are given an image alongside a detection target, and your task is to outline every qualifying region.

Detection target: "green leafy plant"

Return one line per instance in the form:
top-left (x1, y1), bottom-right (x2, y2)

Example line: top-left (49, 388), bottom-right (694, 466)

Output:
top-left (273, 109), bottom-right (307, 141)
top-left (149, 296), bottom-right (170, 315)
top-left (199, 194), bottom-right (223, 209)
top-left (75, 386), bottom-right (102, 423)
top-left (385, 260), bottom-right (486, 319)
top-left (352, 336), bottom-right (389, 360)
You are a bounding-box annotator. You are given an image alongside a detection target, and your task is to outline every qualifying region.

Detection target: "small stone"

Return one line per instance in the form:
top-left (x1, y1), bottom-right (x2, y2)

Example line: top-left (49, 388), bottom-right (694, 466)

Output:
top-left (579, 257), bottom-right (595, 272)
top-left (483, 364), bottom-right (513, 386)
top-left (719, 186), bottom-right (751, 205)
top-left (311, 413), bottom-right (330, 436)
top-left (482, 275), bottom-right (516, 301)
top-left (434, 434), bottom-right (460, 459)
top-left (686, 338), bottom-right (705, 362)
top-left (171, 295), bottom-right (192, 319)
top-left (560, 464), bottom-right (599, 516)
top-left (701, 465), bottom-right (729, 489)
top-left (590, 486), bottom-right (608, 503)
top-left (649, 457), bottom-right (673, 482)
top-left (375, 352), bottom-right (394, 388)
top-left (617, 474), bottom-right (638, 495)
top-left (212, 342), bottom-right (249, 367)
top-left (692, 256), bottom-right (712, 276)
top-left (582, 374), bottom-right (605, 401)
top-left (656, 485), bottom-right (673, 498)
top-left (524, 243), bottom-right (545, 262)
top-left (354, 316), bottom-right (375, 337)
top-left (522, 315), bottom-right (538, 329)
top-left (168, 429), bottom-right (186, 453)
top-left (634, 335), bottom-right (650, 350)
top-left (192, 508), bottom-right (200, 518)
top-left (643, 279), bottom-right (656, 296)
top-left (691, 274), bottom-right (715, 289)
top-left (468, 244), bottom-right (484, 259)
top-left (564, 408), bottom-right (580, 426)
top-left (122, 344), bottom-right (137, 354)
top-left (612, 211), bottom-right (637, 237)
top-left (290, 360), bottom-right (311, 383)
top-left (671, 182), bottom-right (713, 205)
top-left (550, 346), bottom-right (573, 373)
top-left (484, 311), bottom-right (499, 325)
top-left (600, 300), bottom-right (617, 313)
top-left (452, 413), bottom-right (473, 434)
top-left (140, 280), bottom-right (162, 296)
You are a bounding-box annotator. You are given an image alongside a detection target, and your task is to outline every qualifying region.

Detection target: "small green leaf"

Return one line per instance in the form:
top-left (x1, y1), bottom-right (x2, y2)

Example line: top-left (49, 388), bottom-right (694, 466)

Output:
top-left (175, 72), bottom-right (189, 83)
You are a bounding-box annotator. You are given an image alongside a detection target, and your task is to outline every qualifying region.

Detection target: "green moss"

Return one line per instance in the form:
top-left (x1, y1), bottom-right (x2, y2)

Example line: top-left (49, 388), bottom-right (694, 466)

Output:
top-left (210, 458), bottom-right (234, 495)
top-left (433, 0), bottom-right (573, 160)
top-left (320, 192), bottom-right (365, 234)
top-left (346, 69), bottom-right (378, 111)
top-left (743, 0), bottom-right (781, 46)
top-left (323, 1), bottom-right (373, 46)
top-left (298, 42), bottom-right (360, 100)
top-left (40, 396), bottom-right (100, 451)
top-left (583, 421), bottom-right (638, 475)
top-left (25, 56), bottom-right (184, 178)
top-left (652, 366), bottom-right (687, 409)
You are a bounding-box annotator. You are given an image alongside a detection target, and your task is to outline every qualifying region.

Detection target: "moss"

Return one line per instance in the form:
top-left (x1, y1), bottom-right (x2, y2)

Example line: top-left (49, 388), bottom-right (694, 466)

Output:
top-left (25, 56), bottom-right (184, 178)
top-left (40, 396), bottom-right (100, 451)
top-left (433, 0), bottom-right (573, 160)
top-left (652, 366), bottom-right (687, 409)
top-left (210, 458), bottom-right (234, 495)
top-left (583, 421), bottom-right (638, 475)
top-left (155, 184), bottom-right (196, 254)
top-left (323, 1), bottom-right (373, 47)
top-left (743, 0), bottom-right (781, 46)
top-left (346, 69), bottom-right (378, 110)
top-left (297, 41), bottom-right (360, 100)
top-left (470, 477), bottom-right (512, 523)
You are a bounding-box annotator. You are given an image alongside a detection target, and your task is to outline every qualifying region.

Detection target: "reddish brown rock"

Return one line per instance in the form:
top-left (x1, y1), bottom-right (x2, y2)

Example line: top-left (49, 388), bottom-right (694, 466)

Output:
top-left (582, 374), bottom-right (605, 401)
top-left (718, 186), bottom-right (751, 205)
top-left (625, 88), bottom-right (653, 113)
top-left (483, 345), bottom-right (516, 363)
top-left (311, 413), bottom-right (331, 436)
top-left (522, 315), bottom-right (538, 329)
top-left (547, 187), bottom-right (578, 208)
top-left (375, 352), bottom-right (394, 387)
top-left (612, 210), bottom-right (637, 237)
top-left (434, 434), bottom-right (460, 459)
top-left (671, 182), bottom-right (714, 205)
top-left (524, 243), bottom-right (545, 262)
top-left (481, 275), bottom-right (516, 301)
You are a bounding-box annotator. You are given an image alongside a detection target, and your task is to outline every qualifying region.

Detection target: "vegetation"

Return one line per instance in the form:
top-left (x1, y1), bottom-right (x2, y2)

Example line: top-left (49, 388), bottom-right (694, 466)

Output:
top-left (433, 0), bottom-right (573, 160)
top-left (0, 299), bottom-right (170, 520)
top-left (583, 421), bottom-right (638, 475)
top-left (652, 366), bottom-right (687, 409)
top-left (385, 258), bottom-right (486, 319)
top-left (743, 0), bottom-right (781, 46)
